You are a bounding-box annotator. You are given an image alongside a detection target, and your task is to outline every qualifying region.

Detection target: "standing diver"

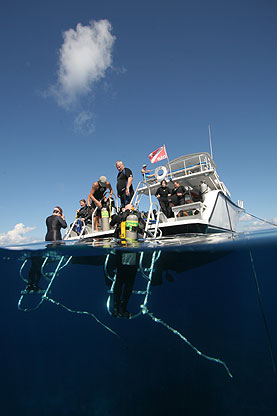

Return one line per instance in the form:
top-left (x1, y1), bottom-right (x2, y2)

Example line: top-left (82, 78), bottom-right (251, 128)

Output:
top-left (116, 160), bottom-right (134, 207)
top-left (45, 206), bottom-right (67, 241)
top-left (25, 206), bottom-right (67, 292)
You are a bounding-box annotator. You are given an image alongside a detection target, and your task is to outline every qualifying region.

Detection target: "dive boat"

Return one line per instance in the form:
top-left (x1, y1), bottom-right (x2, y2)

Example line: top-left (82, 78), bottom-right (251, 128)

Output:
top-left (133, 152), bottom-right (244, 237)
top-left (64, 152), bottom-right (244, 241)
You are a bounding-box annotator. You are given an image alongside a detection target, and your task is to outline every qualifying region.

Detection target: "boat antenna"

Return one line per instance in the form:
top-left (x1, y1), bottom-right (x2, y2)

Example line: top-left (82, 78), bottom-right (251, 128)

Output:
top-left (208, 125), bottom-right (213, 160)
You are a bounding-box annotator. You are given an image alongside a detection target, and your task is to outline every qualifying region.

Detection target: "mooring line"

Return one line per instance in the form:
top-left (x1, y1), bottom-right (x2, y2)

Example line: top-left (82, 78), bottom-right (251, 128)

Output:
top-left (249, 249), bottom-right (277, 376)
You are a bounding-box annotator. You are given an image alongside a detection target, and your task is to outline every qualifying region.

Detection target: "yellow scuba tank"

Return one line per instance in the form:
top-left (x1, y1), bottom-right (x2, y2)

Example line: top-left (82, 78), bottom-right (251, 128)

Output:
top-left (101, 208), bottom-right (110, 231)
top-left (126, 213), bottom-right (139, 240)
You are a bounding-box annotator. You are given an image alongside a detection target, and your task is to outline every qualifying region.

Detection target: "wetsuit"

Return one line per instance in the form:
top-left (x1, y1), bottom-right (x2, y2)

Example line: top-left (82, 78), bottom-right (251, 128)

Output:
top-left (170, 185), bottom-right (186, 206)
top-left (26, 256), bottom-right (44, 291)
top-left (76, 204), bottom-right (92, 223)
top-left (113, 251), bottom-right (139, 317)
top-left (117, 168), bottom-right (134, 207)
top-left (155, 186), bottom-right (171, 217)
top-left (45, 215), bottom-right (67, 241)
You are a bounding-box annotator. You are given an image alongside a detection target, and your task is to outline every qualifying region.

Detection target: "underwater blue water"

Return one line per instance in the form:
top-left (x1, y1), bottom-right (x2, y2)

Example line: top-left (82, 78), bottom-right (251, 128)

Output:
top-left (0, 230), bottom-right (277, 415)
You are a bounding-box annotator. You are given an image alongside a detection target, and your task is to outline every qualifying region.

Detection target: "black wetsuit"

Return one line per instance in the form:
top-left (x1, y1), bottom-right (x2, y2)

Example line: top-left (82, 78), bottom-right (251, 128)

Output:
top-left (76, 205), bottom-right (92, 223)
top-left (117, 168), bottom-right (134, 207)
top-left (155, 186), bottom-right (171, 217)
top-left (170, 185), bottom-right (186, 206)
top-left (113, 251), bottom-right (139, 317)
top-left (45, 215), bottom-right (67, 241)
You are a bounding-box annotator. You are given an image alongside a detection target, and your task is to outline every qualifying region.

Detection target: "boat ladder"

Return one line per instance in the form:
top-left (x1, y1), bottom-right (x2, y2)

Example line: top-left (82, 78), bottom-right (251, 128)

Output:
top-left (105, 249), bottom-right (161, 319)
top-left (18, 254), bottom-right (72, 312)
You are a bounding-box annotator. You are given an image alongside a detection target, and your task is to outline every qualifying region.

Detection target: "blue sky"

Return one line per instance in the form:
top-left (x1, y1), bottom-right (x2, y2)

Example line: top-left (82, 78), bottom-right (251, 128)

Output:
top-left (1, 0), bottom-right (277, 244)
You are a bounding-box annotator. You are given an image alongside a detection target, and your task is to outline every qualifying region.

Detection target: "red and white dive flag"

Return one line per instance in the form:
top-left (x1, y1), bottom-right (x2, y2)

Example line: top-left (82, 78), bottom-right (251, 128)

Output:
top-left (148, 145), bottom-right (168, 164)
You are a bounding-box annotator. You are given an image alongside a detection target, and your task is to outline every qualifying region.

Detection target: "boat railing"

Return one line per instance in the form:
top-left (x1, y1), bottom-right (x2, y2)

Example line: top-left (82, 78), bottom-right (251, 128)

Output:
top-left (141, 153), bottom-right (214, 187)
top-left (171, 201), bottom-right (205, 218)
top-left (144, 201), bottom-right (161, 238)
top-left (167, 154), bottom-right (211, 179)
top-left (132, 180), bottom-right (162, 238)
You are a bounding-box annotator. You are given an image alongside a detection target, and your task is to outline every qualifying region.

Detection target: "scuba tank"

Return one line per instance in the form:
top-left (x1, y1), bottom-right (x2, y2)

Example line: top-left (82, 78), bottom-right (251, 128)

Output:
top-left (101, 208), bottom-right (110, 231)
top-left (125, 213), bottom-right (139, 240)
top-left (200, 182), bottom-right (210, 202)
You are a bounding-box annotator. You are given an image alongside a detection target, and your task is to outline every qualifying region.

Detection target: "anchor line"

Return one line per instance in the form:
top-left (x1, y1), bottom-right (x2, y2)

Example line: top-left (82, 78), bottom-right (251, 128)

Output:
top-left (248, 249), bottom-right (277, 376)
top-left (244, 211), bottom-right (277, 227)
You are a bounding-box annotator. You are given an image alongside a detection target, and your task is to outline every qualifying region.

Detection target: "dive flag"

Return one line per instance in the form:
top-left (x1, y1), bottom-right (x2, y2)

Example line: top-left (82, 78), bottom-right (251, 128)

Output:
top-left (148, 145), bottom-right (168, 164)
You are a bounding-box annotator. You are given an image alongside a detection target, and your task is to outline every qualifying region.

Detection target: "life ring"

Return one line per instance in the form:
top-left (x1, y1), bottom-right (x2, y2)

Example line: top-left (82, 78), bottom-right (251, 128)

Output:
top-left (155, 166), bottom-right (167, 181)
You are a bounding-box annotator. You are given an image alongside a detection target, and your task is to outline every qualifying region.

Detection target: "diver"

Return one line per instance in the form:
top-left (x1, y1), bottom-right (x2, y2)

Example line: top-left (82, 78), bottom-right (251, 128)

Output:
top-left (115, 160), bottom-right (134, 207)
top-left (25, 206), bottom-right (67, 292)
top-left (112, 250), bottom-right (139, 318)
top-left (87, 176), bottom-right (113, 232)
top-left (72, 199), bottom-right (92, 235)
top-left (25, 256), bottom-right (44, 293)
top-left (110, 204), bottom-right (148, 239)
top-left (45, 206), bottom-right (67, 241)
top-left (155, 179), bottom-right (172, 217)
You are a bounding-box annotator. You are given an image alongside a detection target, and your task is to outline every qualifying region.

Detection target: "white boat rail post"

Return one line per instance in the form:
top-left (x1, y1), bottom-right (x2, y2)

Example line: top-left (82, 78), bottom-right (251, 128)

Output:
top-left (64, 220), bottom-right (77, 240)
top-left (152, 201), bottom-right (162, 238)
top-left (144, 182), bottom-right (155, 235)
top-left (91, 206), bottom-right (97, 232)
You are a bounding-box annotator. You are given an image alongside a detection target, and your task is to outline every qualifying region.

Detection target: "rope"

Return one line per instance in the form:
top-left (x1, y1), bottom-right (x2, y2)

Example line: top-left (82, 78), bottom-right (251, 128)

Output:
top-left (244, 211), bottom-right (277, 227)
top-left (44, 296), bottom-right (119, 337)
top-left (248, 249), bottom-right (277, 376)
top-left (141, 307), bottom-right (232, 378)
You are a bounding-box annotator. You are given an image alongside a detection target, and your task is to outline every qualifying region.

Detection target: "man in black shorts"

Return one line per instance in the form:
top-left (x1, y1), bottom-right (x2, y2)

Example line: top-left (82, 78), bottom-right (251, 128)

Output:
top-left (116, 160), bottom-right (134, 207)
top-left (87, 176), bottom-right (113, 231)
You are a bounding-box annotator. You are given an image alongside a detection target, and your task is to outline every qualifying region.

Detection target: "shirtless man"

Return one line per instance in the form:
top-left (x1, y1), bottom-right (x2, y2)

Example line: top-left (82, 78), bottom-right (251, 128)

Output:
top-left (87, 176), bottom-right (113, 231)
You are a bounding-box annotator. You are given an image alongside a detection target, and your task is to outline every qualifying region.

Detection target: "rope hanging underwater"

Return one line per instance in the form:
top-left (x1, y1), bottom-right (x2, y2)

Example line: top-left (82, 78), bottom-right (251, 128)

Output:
top-left (248, 249), bottom-right (277, 377)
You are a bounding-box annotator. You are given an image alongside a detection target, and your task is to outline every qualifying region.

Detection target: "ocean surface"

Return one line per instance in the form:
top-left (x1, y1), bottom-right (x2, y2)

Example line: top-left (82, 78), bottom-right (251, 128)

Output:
top-left (0, 230), bottom-right (277, 416)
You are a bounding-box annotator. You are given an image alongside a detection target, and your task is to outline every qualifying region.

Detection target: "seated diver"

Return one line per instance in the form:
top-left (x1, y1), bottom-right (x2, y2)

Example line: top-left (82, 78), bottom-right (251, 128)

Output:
top-left (169, 181), bottom-right (193, 217)
top-left (110, 204), bottom-right (150, 238)
top-left (141, 164), bottom-right (157, 182)
top-left (72, 199), bottom-right (92, 235)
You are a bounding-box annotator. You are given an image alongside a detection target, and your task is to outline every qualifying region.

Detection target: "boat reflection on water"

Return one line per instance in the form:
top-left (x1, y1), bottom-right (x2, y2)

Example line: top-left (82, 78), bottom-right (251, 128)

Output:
top-left (17, 234), bottom-right (234, 377)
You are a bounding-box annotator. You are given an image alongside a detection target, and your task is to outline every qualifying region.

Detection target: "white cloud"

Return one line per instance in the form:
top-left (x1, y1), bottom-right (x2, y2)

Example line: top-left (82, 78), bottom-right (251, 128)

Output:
top-left (237, 214), bottom-right (277, 232)
top-left (74, 110), bottom-right (95, 135)
top-left (0, 223), bottom-right (36, 246)
top-left (49, 19), bottom-right (116, 108)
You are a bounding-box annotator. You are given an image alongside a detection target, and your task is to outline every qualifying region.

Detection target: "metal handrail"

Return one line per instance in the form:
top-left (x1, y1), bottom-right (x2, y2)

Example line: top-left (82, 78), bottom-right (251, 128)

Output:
top-left (64, 218), bottom-right (86, 240)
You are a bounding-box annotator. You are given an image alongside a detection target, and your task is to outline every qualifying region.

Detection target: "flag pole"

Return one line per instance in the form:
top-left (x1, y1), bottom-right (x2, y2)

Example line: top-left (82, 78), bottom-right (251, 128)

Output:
top-left (164, 144), bottom-right (172, 180)
top-left (208, 125), bottom-right (213, 160)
